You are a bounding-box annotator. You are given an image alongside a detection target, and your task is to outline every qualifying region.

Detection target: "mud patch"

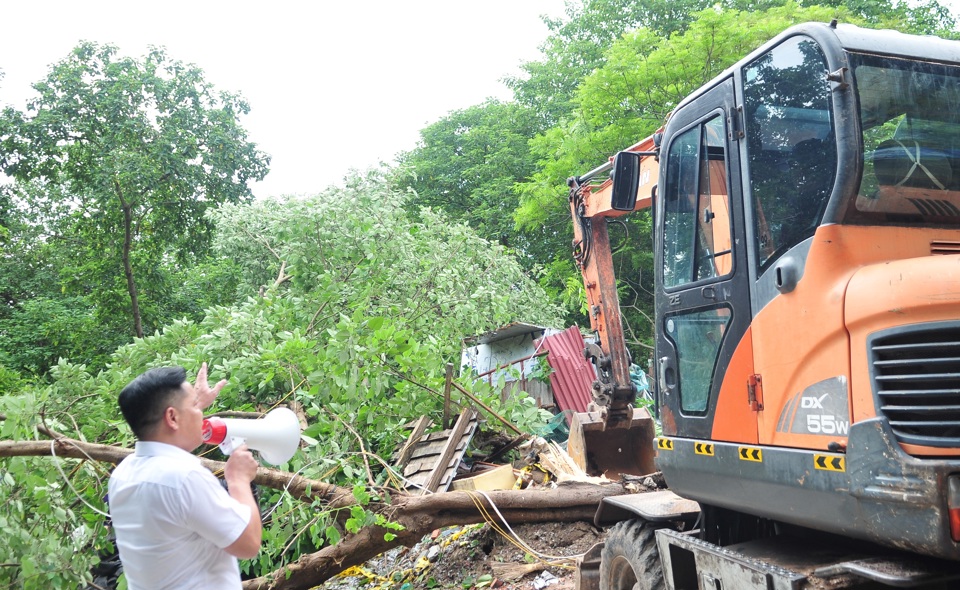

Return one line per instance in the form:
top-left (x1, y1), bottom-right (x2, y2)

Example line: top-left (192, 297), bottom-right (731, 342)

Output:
top-left (321, 521), bottom-right (605, 589)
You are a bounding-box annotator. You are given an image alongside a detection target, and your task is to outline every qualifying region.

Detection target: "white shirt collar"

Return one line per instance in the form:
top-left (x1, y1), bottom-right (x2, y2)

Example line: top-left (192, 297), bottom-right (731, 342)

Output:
top-left (134, 440), bottom-right (201, 464)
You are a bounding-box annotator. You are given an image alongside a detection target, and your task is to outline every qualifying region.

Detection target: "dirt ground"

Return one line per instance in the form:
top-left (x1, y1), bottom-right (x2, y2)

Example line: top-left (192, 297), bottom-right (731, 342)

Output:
top-left (320, 520), bottom-right (606, 590)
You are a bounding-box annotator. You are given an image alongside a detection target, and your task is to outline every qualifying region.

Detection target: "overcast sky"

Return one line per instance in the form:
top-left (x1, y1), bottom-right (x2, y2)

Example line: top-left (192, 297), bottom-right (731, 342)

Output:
top-left (0, 0), bottom-right (567, 199)
top-left (6, 1), bottom-right (960, 200)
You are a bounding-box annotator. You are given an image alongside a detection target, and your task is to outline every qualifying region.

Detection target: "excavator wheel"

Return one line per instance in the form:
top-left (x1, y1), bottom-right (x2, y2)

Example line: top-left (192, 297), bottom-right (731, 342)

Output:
top-left (599, 519), bottom-right (664, 590)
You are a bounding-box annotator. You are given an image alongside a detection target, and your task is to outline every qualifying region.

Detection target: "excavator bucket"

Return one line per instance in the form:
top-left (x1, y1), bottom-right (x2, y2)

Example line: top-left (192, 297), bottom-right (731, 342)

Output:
top-left (567, 407), bottom-right (657, 477)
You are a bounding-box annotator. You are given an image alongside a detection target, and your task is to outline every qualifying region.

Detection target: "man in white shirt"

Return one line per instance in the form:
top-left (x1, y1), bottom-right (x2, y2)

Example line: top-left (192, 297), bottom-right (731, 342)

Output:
top-left (108, 364), bottom-right (262, 590)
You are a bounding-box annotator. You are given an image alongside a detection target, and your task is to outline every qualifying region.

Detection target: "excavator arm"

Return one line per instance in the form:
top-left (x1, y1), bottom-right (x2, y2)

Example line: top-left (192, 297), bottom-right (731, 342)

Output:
top-left (565, 133), bottom-right (661, 476)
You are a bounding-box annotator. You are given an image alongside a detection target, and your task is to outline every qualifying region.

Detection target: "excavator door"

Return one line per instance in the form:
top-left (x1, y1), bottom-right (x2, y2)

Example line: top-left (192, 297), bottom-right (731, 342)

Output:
top-left (654, 78), bottom-right (754, 441)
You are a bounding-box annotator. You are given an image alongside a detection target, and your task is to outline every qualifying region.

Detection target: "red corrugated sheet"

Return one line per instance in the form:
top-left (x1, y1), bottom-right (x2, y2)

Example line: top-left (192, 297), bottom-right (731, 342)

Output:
top-left (536, 326), bottom-right (595, 423)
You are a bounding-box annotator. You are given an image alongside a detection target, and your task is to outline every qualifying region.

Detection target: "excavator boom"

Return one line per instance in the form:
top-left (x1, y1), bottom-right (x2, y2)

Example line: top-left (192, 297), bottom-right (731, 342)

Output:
top-left (566, 134), bottom-right (660, 476)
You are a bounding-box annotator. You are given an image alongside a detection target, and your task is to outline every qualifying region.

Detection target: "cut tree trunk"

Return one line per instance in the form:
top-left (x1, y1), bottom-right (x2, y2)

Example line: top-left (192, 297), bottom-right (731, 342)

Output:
top-left (242, 482), bottom-right (627, 590)
top-left (0, 437), bottom-right (629, 590)
top-left (0, 437), bottom-right (349, 503)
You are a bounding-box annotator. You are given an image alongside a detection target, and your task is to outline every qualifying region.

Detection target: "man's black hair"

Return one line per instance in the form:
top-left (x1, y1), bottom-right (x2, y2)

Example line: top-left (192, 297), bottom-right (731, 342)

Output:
top-left (118, 366), bottom-right (188, 439)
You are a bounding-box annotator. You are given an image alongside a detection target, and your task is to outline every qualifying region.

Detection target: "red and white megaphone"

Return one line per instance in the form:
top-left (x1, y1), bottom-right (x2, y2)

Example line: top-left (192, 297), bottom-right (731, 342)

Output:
top-left (202, 407), bottom-right (301, 466)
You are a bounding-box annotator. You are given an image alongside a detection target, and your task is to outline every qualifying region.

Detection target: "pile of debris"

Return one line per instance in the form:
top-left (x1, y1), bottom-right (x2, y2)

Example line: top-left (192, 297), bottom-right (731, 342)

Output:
top-left (324, 412), bottom-right (662, 590)
top-left (393, 407), bottom-right (610, 497)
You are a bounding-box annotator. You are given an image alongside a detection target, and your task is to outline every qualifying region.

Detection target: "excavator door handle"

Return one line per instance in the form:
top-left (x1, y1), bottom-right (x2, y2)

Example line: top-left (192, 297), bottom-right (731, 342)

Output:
top-left (659, 356), bottom-right (676, 395)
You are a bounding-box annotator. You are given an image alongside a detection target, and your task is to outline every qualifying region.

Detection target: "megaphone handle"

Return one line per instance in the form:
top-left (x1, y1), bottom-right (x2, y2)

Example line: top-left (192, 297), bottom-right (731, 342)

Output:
top-left (219, 436), bottom-right (247, 456)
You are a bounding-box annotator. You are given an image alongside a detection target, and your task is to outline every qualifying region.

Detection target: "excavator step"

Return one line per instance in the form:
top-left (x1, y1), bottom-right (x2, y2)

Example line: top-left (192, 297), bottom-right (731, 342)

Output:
top-left (657, 528), bottom-right (960, 589)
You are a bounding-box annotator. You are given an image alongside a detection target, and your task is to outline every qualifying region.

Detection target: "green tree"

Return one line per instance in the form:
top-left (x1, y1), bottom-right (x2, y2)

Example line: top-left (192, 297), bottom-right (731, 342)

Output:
top-left (808, 0), bottom-right (957, 34)
top-left (0, 178), bottom-right (245, 375)
top-left (0, 181), bottom-right (125, 373)
top-left (0, 170), bottom-right (561, 588)
top-left (0, 42), bottom-right (270, 339)
top-left (396, 100), bottom-right (543, 250)
top-left (506, 0), bottom-right (715, 127)
top-left (211, 168), bottom-right (563, 348)
top-left (507, 0), bottom-right (956, 128)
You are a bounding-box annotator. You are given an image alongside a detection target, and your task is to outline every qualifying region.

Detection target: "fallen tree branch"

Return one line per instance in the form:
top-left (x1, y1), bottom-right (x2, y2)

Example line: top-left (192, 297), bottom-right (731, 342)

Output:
top-left (0, 438), bottom-right (351, 504)
top-left (0, 437), bottom-right (629, 590)
top-left (243, 482), bottom-right (627, 590)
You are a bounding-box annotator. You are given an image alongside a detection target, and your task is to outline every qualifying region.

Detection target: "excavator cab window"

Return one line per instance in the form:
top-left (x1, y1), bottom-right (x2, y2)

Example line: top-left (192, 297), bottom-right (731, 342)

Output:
top-left (664, 306), bottom-right (732, 413)
top-left (850, 54), bottom-right (960, 225)
top-left (662, 116), bottom-right (733, 289)
top-left (742, 35), bottom-right (836, 273)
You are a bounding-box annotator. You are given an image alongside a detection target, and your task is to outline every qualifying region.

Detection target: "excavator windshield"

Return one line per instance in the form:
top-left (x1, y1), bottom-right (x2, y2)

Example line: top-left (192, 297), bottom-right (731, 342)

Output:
top-left (850, 53), bottom-right (960, 225)
top-left (742, 35), bottom-right (837, 273)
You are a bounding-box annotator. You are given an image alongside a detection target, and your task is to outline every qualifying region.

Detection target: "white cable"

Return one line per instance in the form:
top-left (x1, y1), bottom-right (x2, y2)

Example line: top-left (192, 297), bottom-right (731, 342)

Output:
top-left (49, 439), bottom-right (111, 518)
top-left (476, 490), bottom-right (587, 562)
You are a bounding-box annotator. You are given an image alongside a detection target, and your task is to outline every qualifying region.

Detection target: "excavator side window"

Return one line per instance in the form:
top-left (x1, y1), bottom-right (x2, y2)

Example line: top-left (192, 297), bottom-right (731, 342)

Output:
top-left (742, 35), bottom-right (836, 273)
top-left (662, 116), bottom-right (733, 289)
top-left (664, 306), bottom-right (732, 414)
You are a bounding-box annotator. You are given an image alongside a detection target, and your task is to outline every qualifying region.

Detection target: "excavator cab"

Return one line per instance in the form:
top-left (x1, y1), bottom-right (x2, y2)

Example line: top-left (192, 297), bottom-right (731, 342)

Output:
top-left (649, 22), bottom-right (960, 564)
top-left (571, 21), bottom-right (960, 572)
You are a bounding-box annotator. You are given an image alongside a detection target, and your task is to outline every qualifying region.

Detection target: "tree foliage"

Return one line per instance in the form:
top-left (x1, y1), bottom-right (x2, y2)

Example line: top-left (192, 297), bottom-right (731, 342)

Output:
top-left (0, 171), bottom-right (562, 588)
top-left (396, 100), bottom-right (543, 250)
top-left (505, 0), bottom-right (716, 127)
top-left (0, 42), bottom-right (270, 340)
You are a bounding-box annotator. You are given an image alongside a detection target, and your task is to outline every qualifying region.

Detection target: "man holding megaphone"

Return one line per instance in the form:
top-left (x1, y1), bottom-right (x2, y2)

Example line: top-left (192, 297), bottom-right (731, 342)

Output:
top-left (108, 363), bottom-right (262, 590)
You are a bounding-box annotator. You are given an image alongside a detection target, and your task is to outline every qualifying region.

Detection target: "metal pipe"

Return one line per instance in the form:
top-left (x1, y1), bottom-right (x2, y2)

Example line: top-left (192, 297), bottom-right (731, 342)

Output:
top-left (577, 161), bottom-right (613, 185)
top-left (576, 151), bottom-right (659, 185)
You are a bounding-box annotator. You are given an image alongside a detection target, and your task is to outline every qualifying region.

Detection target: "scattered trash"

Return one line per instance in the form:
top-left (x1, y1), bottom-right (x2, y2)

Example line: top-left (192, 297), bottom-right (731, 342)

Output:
top-left (451, 462), bottom-right (518, 491)
top-left (532, 570), bottom-right (559, 589)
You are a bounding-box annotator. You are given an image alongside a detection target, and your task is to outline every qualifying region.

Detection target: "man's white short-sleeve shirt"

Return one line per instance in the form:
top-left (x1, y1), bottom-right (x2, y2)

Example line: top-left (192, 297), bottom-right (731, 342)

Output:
top-left (108, 441), bottom-right (252, 590)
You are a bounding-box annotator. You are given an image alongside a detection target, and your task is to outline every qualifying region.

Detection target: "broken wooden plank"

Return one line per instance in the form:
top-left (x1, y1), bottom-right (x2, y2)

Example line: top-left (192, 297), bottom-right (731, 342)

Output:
top-left (394, 416), bottom-right (432, 469)
top-left (421, 408), bottom-right (475, 494)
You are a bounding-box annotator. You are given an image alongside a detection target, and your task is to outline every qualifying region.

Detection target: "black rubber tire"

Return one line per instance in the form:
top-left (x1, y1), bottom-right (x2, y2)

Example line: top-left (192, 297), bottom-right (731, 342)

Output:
top-left (599, 519), bottom-right (665, 590)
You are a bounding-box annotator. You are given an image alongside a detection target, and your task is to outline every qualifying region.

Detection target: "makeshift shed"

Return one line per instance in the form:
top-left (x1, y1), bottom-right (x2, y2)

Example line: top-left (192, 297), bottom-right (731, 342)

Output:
top-left (460, 323), bottom-right (595, 418)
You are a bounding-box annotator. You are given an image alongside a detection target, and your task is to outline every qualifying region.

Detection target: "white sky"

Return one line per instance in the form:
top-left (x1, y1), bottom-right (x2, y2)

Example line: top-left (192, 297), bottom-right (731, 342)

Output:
top-left (5, 1), bottom-right (960, 200)
top-left (0, 0), bottom-right (567, 199)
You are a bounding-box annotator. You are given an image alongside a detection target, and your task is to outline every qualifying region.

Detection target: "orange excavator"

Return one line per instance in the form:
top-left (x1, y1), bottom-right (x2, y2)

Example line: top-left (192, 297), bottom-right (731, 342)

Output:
top-left (567, 20), bottom-right (960, 590)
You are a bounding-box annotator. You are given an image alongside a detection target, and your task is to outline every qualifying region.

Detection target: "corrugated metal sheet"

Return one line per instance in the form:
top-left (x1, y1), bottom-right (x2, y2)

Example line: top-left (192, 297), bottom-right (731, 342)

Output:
top-left (537, 326), bottom-right (595, 422)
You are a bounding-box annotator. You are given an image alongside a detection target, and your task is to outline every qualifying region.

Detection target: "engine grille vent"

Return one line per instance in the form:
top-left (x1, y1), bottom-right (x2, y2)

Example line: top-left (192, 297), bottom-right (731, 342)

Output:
top-left (930, 240), bottom-right (960, 255)
top-left (870, 327), bottom-right (960, 448)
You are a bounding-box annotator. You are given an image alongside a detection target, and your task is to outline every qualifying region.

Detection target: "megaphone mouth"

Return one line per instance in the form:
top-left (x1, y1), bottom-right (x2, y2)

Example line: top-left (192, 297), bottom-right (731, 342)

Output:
top-left (202, 417), bottom-right (227, 444)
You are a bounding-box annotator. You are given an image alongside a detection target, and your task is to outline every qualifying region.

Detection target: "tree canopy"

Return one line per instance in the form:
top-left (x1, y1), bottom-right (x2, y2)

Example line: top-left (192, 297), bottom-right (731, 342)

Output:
top-left (0, 42), bottom-right (270, 340)
top-left (0, 172), bottom-right (562, 588)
